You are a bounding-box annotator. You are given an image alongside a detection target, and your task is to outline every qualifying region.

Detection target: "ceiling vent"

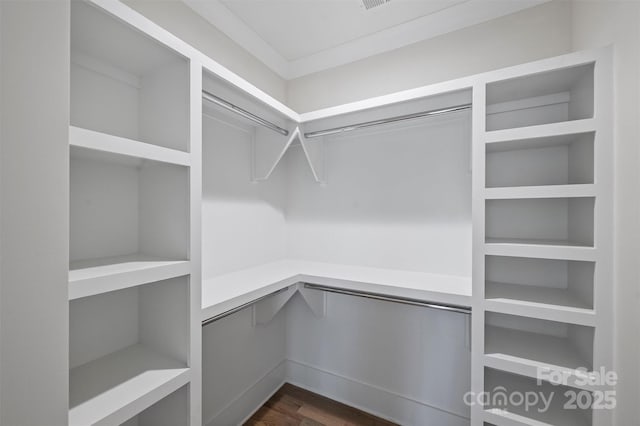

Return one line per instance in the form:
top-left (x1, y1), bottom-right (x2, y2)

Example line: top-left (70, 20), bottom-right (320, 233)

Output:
top-left (360, 0), bottom-right (391, 11)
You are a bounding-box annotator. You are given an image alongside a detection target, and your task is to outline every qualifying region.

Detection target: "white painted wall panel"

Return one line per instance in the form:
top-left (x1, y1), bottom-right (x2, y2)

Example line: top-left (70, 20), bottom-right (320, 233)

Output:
top-left (286, 113), bottom-right (472, 277)
top-left (285, 293), bottom-right (471, 425)
top-left (202, 115), bottom-right (287, 278)
top-left (0, 2), bottom-right (69, 424)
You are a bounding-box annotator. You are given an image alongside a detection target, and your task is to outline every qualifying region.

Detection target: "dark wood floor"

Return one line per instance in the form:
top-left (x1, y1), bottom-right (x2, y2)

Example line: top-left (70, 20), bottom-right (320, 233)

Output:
top-left (244, 383), bottom-right (398, 426)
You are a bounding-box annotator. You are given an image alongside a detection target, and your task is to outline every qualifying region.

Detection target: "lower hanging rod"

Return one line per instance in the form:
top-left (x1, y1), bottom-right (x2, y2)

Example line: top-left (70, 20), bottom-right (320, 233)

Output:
top-left (304, 103), bottom-right (472, 139)
top-left (303, 283), bottom-right (471, 315)
top-left (202, 286), bottom-right (291, 327)
top-left (202, 89), bottom-right (290, 137)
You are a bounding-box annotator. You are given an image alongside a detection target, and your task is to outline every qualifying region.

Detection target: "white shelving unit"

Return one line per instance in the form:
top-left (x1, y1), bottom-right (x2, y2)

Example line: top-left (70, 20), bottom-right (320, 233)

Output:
top-left (472, 49), bottom-right (612, 426)
top-left (69, 344), bottom-right (190, 426)
top-left (68, 2), bottom-right (201, 425)
top-left (3, 1), bottom-right (618, 425)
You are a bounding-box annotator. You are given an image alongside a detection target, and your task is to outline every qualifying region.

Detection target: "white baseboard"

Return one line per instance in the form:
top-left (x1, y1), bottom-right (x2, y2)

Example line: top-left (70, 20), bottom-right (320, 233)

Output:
top-left (205, 359), bottom-right (471, 426)
top-left (285, 359), bottom-right (470, 426)
top-left (205, 361), bottom-right (286, 426)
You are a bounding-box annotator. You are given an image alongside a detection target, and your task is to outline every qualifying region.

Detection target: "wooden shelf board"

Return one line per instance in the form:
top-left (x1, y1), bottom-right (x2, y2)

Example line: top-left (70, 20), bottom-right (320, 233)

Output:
top-left (485, 281), bottom-right (592, 310)
top-left (483, 119), bottom-right (596, 145)
top-left (484, 240), bottom-right (596, 262)
top-left (202, 259), bottom-right (471, 322)
top-left (69, 254), bottom-right (190, 300)
top-left (69, 343), bottom-right (190, 426)
top-left (484, 326), bottom-right (596, 390)
top-left (483, 407), bottom-right (588, 426)
top-left (70, 126), bottom-right (190, 167)
top-left (483, 298), bottom-right (595, 327)
top-left (484, 184), bottom-right (596, 200)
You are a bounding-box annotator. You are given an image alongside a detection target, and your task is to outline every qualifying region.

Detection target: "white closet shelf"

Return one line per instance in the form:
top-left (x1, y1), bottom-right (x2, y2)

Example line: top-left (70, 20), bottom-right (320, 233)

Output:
top-left (484, 298), bottom-right (595, 327)
top-left (483, 119), bottom-right (596, 145)
top-left (69, 126), bottom-right (191, 167)
top-left (69, 343), bottom-right (190, 426)
top-left (483, 407), bottom-right (588, 426)
top-left (485, 240), bottom-right (596, 261)
top-left (484, 184), bottom-right (596, 200)
top-left (69, 255), bottom-right (190, 300)
top-left (484, 326), bottom-right (595, 390)
top-left (485, 281), bottom-right (593, 312)
top-left (202, 260), bottom-right (471, 321)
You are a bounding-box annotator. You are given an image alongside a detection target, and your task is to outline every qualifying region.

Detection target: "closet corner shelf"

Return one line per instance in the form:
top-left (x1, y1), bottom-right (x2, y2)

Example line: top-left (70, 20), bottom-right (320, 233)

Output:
top-left (483, 118), bottom-right (597, 145)
top-left (69, 126), bottom-right (190, 167)
top-left (484, 240), bottom-right (597, 262)
top-left (484, 326), bottom-right (596, 390)
top-left (484, 184), bottom-right (596, 200)
top-left (201, 260), bottom-right (472, 322)
top-left (69, 255), bottom-right (190, 300)
top-left (69, 344), bottom-right (190, 426)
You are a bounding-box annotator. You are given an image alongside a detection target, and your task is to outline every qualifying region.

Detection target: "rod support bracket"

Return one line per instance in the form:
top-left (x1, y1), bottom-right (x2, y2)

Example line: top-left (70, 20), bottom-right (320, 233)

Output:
top-left (252, 285), bottom-right (297, 326)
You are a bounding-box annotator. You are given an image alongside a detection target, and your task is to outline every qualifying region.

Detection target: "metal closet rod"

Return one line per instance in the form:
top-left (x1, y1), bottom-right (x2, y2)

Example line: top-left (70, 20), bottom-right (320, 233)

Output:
top-left (201, 283), bottom-right (470, 327)
top-left (202, 90), bottom-right (290, 137)
top-left (201, 91), bottom-right (470, 141)
top-left (202, 286), bottom-right (292, 327)
top-left (303, 283), bottom-right (471, 315)
top-left (304, 103), bottom-right (472, 139)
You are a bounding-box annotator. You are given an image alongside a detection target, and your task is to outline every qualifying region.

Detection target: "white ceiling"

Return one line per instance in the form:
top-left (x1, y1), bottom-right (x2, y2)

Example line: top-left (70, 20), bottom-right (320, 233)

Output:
top-left (184, 0), bottom-right (548, 80)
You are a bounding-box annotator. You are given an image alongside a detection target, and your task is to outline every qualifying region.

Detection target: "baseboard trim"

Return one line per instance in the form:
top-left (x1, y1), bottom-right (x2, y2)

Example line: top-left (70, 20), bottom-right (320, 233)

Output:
top-left (205, 358), bottom-right (471, 426)
top-left (205, 360), bottom-right (286, 426)
top-left (286, 359), bottom-right (470, 426)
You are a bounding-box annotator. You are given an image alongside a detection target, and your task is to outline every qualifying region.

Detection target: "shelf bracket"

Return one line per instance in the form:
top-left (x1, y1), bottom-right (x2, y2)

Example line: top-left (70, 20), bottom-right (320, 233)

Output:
top-left (252, 285), bottom-right (297, 326)
top-left (298, 130), bottom-right (326, 184)
top-left (297, 283), bottom-right (327, 318)
top-left (251, 125), bottom-right (298, 182)
top-left (251, 126), bottom-right (326, 184)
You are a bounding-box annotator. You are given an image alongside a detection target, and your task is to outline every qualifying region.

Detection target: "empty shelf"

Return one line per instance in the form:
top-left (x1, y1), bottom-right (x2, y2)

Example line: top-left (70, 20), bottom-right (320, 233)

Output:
top-left (485, 325), bottom-right (595, 389)
top-left (484, 407), bottom-right (589, 426)
top-left (202, 260), bottom-right (472, 321)
top-left (70, 126), bottom-right (190, 166)
top-left (486, 280), bottom-right (592, 310)
top-left (484, 119), bottom-right (596, 144)
top-left (484, 369), bottom-right (592, 426)
top-left (484, 243), bottom-right (596, 262)
top-left (69, 344), bottom-right (190, 426)
top-left (485, 185), bottom-right (596, 200)
top-left (69, 255), bottom-right (190, 300)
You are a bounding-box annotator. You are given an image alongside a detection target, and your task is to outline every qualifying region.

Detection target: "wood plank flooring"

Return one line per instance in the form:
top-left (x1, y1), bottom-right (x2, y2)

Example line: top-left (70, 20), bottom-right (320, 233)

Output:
top-left (244, 383), bottom-right (398, 426)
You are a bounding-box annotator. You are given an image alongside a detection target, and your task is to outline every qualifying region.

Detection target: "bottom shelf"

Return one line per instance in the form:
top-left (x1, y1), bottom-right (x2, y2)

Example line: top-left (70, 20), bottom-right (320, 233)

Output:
top-left (69, 344), bottom-right (190, 426)
top-left (484, 368), bottom-right (592, 426)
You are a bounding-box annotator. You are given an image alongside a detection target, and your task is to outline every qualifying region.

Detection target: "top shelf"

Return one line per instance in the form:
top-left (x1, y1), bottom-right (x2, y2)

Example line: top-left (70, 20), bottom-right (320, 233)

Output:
top-left (71, 1), bottom-right (190, 152)
top-left (70, 126), bottom-right (190, 167)
top-left (486, 63), bottom-right (594, 132)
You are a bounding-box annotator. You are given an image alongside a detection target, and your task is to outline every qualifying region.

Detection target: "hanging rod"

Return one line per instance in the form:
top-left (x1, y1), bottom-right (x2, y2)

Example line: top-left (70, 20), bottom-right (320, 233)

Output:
top-left (202, 286), bottom-right (292, 327)
top-left (303, 283), bottom-right (471, 315)
top-left (202, 90), bottom-right (290, 137)
top-left (304, 103), bottom-right (472, 139)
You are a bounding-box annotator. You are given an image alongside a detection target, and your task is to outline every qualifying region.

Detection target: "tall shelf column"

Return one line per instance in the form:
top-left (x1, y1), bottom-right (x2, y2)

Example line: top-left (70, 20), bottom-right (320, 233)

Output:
top-left (471, 48), bottom-right (613, 426)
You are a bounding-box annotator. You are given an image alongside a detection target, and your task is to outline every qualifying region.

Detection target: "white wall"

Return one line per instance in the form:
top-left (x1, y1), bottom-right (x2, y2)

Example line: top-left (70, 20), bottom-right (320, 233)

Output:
top-left (286, 1), bottom-right (572, 112)
top-left (285, 112), bottom-right (472, 277)
top-left (285, 292), bottom-right (471, 426)
top-left (0, 1), bottom-right (69, 424)
top-left (123, 0), bottom-right (287, 104)
top-left (201, 113), bottom-right (288, 279)
top-left (570, 2), bottom-right (640, 424)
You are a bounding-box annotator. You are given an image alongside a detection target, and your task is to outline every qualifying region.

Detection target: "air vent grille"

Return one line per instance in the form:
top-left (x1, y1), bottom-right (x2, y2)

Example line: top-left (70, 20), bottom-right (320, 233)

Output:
top-left (361, 0), bottom-right (391, 11)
